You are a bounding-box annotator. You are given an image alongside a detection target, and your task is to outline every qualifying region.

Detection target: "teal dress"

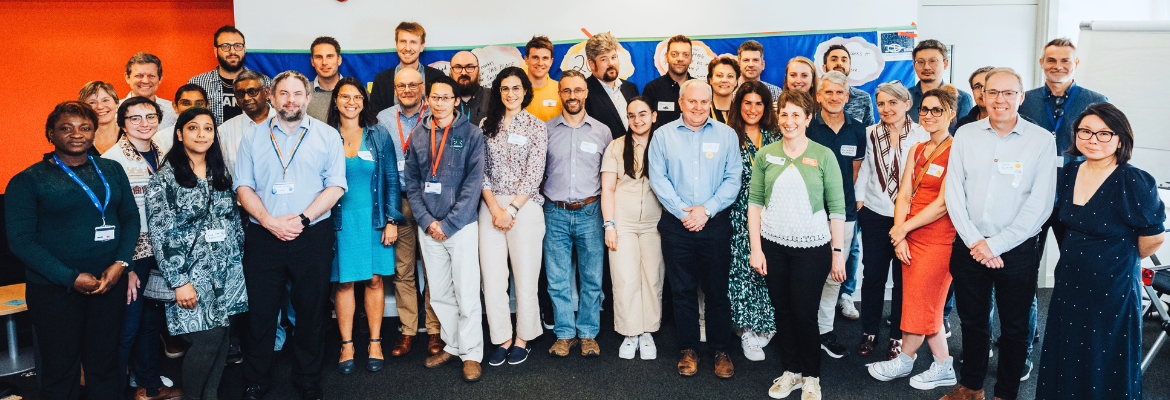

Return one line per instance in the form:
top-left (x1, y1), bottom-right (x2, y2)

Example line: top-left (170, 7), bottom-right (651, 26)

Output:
top-left (728, 131), bottom-right (780, 332)
top-left (332, 138), bottom-right (396, 282)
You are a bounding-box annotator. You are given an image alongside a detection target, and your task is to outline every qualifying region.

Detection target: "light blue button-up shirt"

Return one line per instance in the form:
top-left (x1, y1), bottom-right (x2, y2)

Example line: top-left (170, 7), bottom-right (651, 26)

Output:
top-left (376, 104), bottom-right (427, 189)
top-left (647, 117), bottom-right (742, 221)
top-left (233, 115), bottom-right (347, 225)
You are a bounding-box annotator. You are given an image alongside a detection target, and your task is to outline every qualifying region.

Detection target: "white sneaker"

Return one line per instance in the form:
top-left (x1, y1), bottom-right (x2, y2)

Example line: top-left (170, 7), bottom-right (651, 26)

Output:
top-left (618, 335), bottom-right (639, 360)
top-left (868, 352), bottom-right (915, 381)
top-left (838, 294), bottom-right (860, 320)
top-left (742, 330), bottom-right (765, 361)
top-left (639, 333), bottom-right (657, 360)
top-left (759, 331), bottom-right (776, 347)
top-left (768, 371), bottom-right (803, 399)
top-left (801, 376), bottom-right (822, 400)
top-left (910, 356), bottom-right (957, 390)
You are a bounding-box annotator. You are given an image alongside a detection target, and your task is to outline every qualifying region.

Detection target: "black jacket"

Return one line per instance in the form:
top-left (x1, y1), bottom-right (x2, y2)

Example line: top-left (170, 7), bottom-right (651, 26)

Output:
top-left (370, 64), bottom-right (447, 114)
top-left (584, 75), bottom-right (639, 139)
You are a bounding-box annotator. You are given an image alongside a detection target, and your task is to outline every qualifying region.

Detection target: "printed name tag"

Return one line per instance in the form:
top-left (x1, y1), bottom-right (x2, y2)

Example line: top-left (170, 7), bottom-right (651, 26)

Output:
top-left (1055, 155), bottom-right (1064, 169)
top-left (998, 161), bottom-right (1022, 175)
top-left (802, 157), bottom-right (818, 167)
top-left (580, 141), bottom-right (598, 154)
top-left (702, 143), bottom-right (719, 153)
top-left (658, 102), bottom-right (675, 112)
top-left (766, 155), bottom-right (786, 165)
top-left (840, 145), bottom-right (858, 157)
top-left (508, 133), bottom-right (528, 146)
top-left (425, 181), bottom-right (442, 194)
top-left (94, 225), bottom-right (115, 242)
top-left (358, 151), bottom-right (374, 161)
top-left (543, 99), bottom-right (557, 107)
top-left (926, 163), bottom-right (945, 177)
top-left (398, 160), bottom-right (406, 171)
top-left (205, 229), bottom-right (226, 242)
top-left (272, 182), bottom-right (295, 195)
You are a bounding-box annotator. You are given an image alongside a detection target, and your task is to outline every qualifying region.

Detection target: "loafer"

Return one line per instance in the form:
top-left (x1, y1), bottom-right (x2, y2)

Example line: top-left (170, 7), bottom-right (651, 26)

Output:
top-left (297, 383), bottom-right (324, 400)
top-left (487, 346), bottom-right (509, 367)
top-left (507, 344), bottom-right (530, 365)
top-left (678, 349), bottom-right (699, 376)
top-left (714, 351), bottom-right (734, 378)
top-left (463, 360), bottom-right (482, 382)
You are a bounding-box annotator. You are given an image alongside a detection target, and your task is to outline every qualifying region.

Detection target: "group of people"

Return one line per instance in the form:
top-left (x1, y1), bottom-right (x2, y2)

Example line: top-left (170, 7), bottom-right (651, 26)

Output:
top-left (4, 21), bottom-right (1164, 400)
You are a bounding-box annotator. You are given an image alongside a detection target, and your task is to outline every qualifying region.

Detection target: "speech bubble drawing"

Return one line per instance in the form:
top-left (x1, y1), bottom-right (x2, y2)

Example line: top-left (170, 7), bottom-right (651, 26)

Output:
top-left (428, 45), bottom-right (525, 88)
top-left (559, 39), bottom-right (635, 80)
top-left (813, 36), bottom-right (885, 86)
top-left (652, 39), bottom-right (718, 81)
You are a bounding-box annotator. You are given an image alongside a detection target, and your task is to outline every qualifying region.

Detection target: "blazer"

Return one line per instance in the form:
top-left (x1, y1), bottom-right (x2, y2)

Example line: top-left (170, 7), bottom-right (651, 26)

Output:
top-left (584, 75), bottom-right (639, 139)
top-left (370, 64), bottom-right (447, 114)
top-left (1019, 83), bottom-right (1108, 162)
top-left (331, 124), bottom-right (405, 231)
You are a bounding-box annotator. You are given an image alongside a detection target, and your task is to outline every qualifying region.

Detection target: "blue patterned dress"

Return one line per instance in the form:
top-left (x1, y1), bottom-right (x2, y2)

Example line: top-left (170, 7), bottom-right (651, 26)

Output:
top-left (729, 130), bottom-right (781, 332)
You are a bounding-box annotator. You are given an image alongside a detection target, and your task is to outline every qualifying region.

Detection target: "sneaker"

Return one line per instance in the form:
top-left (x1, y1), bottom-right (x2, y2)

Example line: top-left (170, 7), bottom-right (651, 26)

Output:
top-left (639, 333), bottom-right (657, 360)
top-left (868, 352), bottom-right (915, 381)
top-left (487, 346), bottom-right (509, 366)
top-left (944, 319), bottom-right (952, 338)
top-left (618, 336), bottom-right (639, 360)
top-left (819, 333), bottom-right (846, 358)
top-left (909, 356), bottom-right (957, 390)
top-left (742, 331), bottom-right (765, 361)
top-left (886, 339), bottom-right (903, 360)
top-left (837, 295), bottom-right (859, 320)
top-left (1020, 359), bottom-right (1032, 381)
top-left (767, 371), bottom-right (803, 399)
top-left (857, 334), bottom-right (876, 356)
top-left (759, 331), bottom-right (776, 347)
top-left (506, 344), bottom-right (531, 365)
top-left (801, 376), bottom-right (821, 400)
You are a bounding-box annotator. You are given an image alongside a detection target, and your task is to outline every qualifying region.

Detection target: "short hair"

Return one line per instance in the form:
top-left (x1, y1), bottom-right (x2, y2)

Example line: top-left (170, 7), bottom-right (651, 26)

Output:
top-left (875, 81), bottom-right (912, 103)
top-left (822, 44), bottom-right (849, 64)
top-left (737, 40), bottom-right (764, 58)
top-left (777, 90), bottom-right (817, 116)
top-left (1044, 37), bottom-right (1077, 52)
top-left (234, 69), bottom-right (266, 88)
top-left (913, 39), bottom-right (949, 60)
top-left (1066, 102), bottom-right (1134, 165)
top-left (666, 35), bottom-right (692, 52)
top-left (429, 75), bottom-right (461, 99)
top-left (922, 85), bottom-right (959, 111)
top-left (525, 35), bottom-right (554, 57)
top-left (585, 32), bottom-right (620, 61)
top-left (46, 101), bottom-right (98, 141)
top-left (728, 81), bottom-right (779, 141)
top-left (116, 96), bottom-right (164, 130)
top-left (395, 22), bottom-right (426, 44)
top-left (271, 70), bottom-right (312, 94)
top-left (818, 70), bottom-right (848, 90)
top-left (214, 25), bottom-right (244, 46)
top-left (707, 56), bottom-right (741, 81)
top-left (968, 66), bottom-right (996, 87)
top-left (174, 84), bottom-right (208, 102)
top-left (125, 52), bottom-right (163, 80)
top-left (78, 81), bottom-right (118, 103)
top-left (311, 36), bottom-right (341, 55)
top-left (783, 56), bottom-right (819, 94)
top-left (984, 67), bottom-right (1023, 90)
top-left (679, 79), bottom-right (712, 99)
top-left (559, 69), bottom-right (587, 83)
top-left (326, 77), bottom-right (377, 128)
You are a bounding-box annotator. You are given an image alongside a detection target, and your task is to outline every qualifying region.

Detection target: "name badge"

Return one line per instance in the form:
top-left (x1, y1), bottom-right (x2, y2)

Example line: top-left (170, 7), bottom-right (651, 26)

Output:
top-left (542, 99), bottom-right (557, 107)
top-left (658, 101), bottom-right (675, 112)
top-left (94, 225), bottom-right (115, 242)
top-left (802, 157), bottom-right (819, 167)
top-left (398, 160), bottom-right (406, 171)
top-left (766, 155), bottom-right (785, 165)
top-left (508, 133), bottom-right (528, 146)
top-left (702, 143), bottom-right (720, 153)
top-left (358, 151), bottom-right (374, 161)
top-left (425, 181), bottom-right (442, 194)
top-left (580, 141), bottom-right (598, 154)
top-left (205, 229), bottom-right (226, 243)
top-left (1055, 155), bottom-right (1065, 169)
top-left (272, 182), bottom-right (295, 195)
top-left (998, 161), bottom-right (1022, 175)
top-left (840, 145), bottom-right (858, 157)
top-left (926, 163), bottom-right (945, 177)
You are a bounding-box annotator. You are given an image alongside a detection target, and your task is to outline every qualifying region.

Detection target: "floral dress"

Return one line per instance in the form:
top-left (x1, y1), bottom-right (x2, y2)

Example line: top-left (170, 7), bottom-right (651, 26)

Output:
top-left (729, 130), bottom-right (780, 332)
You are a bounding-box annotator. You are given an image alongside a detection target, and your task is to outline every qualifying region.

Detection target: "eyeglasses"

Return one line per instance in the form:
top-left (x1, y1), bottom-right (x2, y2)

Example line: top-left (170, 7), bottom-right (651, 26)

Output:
top-left (627, 111), bottom-right (652, 119)
top-left (235, 87), bottom-right (264, 98)
top-left (429, 95), bottom-right (455, 103)
top-left (918, 106), bottom-right (950, 117)
top-left (217, 43), bottom-right (245, 52)
top-left (983, 90), bottom-right (1019, 99)
top-left (500, 85), bottom-right (525, 94)
top-left (913, 58), bottom-right (943, 67)
top-left (338, 94), bottom-right (365, 103)
top-left (396, 82), bottom-right (423, 91)
top-left (124, 113), bottom-right (159, 125)
top-left (559, 88), bottom-right (587, 96)
top-left (450, 65), bottom-right (479, 72)
top-left (1076, 128), bottom-right (1116, 142)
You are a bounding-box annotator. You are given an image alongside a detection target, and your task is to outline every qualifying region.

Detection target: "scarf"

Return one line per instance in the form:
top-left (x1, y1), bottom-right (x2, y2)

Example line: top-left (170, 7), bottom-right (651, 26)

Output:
top-left (871, 120), bottom-right (911, 202)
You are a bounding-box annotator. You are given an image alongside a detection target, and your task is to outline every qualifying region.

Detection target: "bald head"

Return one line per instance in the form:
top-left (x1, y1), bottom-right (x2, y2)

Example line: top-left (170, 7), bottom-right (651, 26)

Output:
top-left (450, 51), bottom-right (481, 95)
top-left (679, 79), bottom-right (712, 129)
top-left (395, 67), bottom-right (424, 109)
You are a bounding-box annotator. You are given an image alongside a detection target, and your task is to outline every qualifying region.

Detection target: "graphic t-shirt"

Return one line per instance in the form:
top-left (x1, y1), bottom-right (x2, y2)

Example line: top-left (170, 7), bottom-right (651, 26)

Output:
top-left (220, 75), bottom-right (242, 121)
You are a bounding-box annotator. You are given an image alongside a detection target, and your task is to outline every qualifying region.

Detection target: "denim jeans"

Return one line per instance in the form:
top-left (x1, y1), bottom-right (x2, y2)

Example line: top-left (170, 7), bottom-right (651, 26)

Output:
top-left (543, 201), bottom-right (605, 340)
top-left (117, 263), bottom-right (166, 394)
top-left (273, 282), bottom-right (296, 351)
top-left (840, 223), bottom-right (862, 297)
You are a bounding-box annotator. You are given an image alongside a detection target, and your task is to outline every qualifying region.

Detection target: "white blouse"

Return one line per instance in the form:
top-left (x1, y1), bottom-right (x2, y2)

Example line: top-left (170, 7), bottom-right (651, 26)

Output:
top-left (854, 122), bottom-right (930, 217)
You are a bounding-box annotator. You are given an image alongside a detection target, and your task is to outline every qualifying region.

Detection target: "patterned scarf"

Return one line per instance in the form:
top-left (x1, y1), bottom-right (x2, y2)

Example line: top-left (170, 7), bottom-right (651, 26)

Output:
top-left (871, 120), bottom-right (911, 202)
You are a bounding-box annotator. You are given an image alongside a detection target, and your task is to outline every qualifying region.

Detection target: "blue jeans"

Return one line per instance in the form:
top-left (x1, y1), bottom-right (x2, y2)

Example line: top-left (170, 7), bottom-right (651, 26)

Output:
top-left (274, 282), bottom-right (296, 351)
top-left (117, 260), bottom-right (165, 394)
top-left (840, 223), bottom-right (862, 297)
top-left (542, 201), bottom-right (604, 340)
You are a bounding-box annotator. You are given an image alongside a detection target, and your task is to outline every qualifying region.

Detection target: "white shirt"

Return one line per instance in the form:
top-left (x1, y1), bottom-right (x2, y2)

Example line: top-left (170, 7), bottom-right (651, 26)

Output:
top-left (854, 122), bottom-right (930, 217)
top-left (601, 79), bottom-right (629, 130)
top-left (217, 108), bottom-right (273, 176)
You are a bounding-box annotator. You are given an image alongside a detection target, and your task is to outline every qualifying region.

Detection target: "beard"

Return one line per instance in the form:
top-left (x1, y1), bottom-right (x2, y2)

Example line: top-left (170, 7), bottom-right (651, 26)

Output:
top-left (278, 106), bottom-right (304, 123)
top-left (833, 66), bottom-right (849, 76)
top-left (456, 75), bottom-right (481, 96)
top-left (218, 53), bottom-right (247, 73)
top-left (564, 101), bottom-right (584, 115)
top-left (600, 66), bottom-right (618, 83)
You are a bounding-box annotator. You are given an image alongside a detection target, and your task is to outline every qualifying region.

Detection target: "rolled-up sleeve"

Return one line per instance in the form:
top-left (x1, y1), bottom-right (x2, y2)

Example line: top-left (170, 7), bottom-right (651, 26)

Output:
top-left (321, 132), bottom-right (348, 192)
top-left (232, 131), bottom-right (256, 191)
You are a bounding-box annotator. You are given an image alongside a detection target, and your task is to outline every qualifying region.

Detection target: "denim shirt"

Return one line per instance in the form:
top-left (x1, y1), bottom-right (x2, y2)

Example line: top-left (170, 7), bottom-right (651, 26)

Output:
top-left (331, 124), bottom-right (405, 231)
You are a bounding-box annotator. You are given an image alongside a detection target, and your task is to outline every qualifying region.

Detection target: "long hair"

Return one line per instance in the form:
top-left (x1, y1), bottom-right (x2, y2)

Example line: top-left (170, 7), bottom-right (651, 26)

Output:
top-left (326, 77), bottom-right (378, 129)
top-left (164, 107), bottom-right (232, 191)
top-left (727, 81), bottom-right (778, 147)
top-left (481, 66), bottom-right (534, 138)
top-left (622, 97), bottom-right (654, 179)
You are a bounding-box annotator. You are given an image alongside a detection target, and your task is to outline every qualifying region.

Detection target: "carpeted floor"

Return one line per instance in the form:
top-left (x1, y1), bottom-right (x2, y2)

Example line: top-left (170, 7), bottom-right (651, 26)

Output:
top-left (2, 287), bottom-right (1169, 399)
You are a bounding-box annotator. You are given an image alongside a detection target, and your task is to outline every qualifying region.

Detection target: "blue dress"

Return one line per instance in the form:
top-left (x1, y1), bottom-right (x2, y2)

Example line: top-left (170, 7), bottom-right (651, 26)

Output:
top-left (1037, 162), bottom-right (1165, 399)
top-left (332, 138), bottom-right (396, 283)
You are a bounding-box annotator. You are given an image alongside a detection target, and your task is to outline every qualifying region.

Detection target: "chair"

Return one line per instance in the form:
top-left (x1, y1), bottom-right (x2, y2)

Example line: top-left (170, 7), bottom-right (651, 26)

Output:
top-left (1140, 255), bottom-right (1170, 373)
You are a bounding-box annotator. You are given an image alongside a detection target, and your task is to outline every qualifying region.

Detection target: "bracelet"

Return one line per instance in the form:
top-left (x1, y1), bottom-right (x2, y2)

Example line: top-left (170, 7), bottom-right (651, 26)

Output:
top-left (603, 220), bottom-right (616, 230)
top-left (508, 203), bottom-right (521, 212)
top-left (507, 208), bottom-right (518, 218)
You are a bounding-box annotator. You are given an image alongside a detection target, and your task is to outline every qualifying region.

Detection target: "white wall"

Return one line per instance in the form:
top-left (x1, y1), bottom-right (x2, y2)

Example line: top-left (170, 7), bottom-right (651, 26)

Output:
top-left (917, 0), bottom-right (1041, 91)
top-left (1056, 0), bottom-right (1170, 44)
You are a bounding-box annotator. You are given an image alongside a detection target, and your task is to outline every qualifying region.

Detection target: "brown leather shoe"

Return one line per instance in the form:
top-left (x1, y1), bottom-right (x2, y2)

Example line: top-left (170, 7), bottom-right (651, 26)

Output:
top-left (390, 335), bottom-right (414, 357)
top-left (678, 349), bottom-right (699, 376)
top-left (428, 334), bottom-right (446, 356)
top-left (580, 338), bottom-right (601, 357)
top-left (939, 384), bottom-right (985, 400)
top-left (136, 386), bottom-right (184, 400)
top-left (713, 351), bottom-right (734, 378)
top-left (425, 351), bottom-right (455, 368)
top-left (549, 338), bottom-right (579, 357)
top-left (463, 360), bottom-right (482, 382)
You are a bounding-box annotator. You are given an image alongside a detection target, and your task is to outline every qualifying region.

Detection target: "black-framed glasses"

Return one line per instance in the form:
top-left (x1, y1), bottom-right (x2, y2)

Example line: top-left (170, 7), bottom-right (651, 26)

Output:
top-left (1076, 128), bottom-right (1116, 142)
top-left (429, 95), bottom-right (455, 103)
top-left (918, 106), bottom-right (949, 117)
top-left (450, 65), bottom-right (479, 72)
top-left (235, 87), bottom-right (263, 98)
top-left (217, 43), bottom-right (245, 52)
top-left (124, 113), bottom-right (159, 125)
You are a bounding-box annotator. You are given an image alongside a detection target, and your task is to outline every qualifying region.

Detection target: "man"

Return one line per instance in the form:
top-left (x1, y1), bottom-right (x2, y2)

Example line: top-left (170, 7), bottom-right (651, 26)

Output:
top-left (641, 35), bottom-right (692, 131)
top-left (737, 40), bottom-right (783, 105)
top-left (153, 84), bottom-right (209, 153)
top-left (822, 44), bottom-right (875, 126)
top-left (647, 79), bottom-right (739, 379)
top-left (124, 52), bottom-right (178, 128)
top-left (370, 22), bottom-right (446, 113)
top-left (524, 35), bottom-right (562, 121)
top-left (374, 67), bottom-right (446, 358)
top-left (404, 76), bottom-right (485, 382)
top-left (234, 70), bottom-right (346, 400)
top-left (908, 40), bottom-right (974, 133)
top-left (306, 36), bottom-right (343, 121)
top-left (805, 71), bottom-right (865, 359)
top-left (542, 70), bottom-right (612, 359)
top-left (188, 25), bottom-right (270, 125)
top-left (450, 50), bottom-right (490, 127)
top-left (942, 67), bottom-right (1056, 400)
top-left (583, 32), bottom-right (639, 139)
top-left (219, 70), bottom-right (273, 176)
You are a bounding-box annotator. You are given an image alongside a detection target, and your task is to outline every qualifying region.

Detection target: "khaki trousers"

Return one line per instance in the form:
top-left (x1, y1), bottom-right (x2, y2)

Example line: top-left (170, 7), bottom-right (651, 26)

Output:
top-left (478, 196), bottom-right (546, 345)
top-left (395, 194), bottom-right (441, 335)
top-left (608, 223), bottom-right (665, 337)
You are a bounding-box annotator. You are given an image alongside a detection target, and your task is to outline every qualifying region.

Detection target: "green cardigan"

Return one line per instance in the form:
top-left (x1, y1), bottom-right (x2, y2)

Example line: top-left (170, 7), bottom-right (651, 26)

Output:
top-left (748, 140), bottom-right (846, 221)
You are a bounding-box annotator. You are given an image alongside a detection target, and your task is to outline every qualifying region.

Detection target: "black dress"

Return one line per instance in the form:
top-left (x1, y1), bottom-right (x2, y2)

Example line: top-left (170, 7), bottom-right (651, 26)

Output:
top-left (1037, 162), bottom-right (1165, 399)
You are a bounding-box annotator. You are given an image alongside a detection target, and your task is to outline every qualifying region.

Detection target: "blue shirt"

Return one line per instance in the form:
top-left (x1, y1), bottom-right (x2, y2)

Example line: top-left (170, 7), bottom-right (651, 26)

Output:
top-left (376, 104), bottom-right (427, 189)
top-left (807, 112), bottom-right (868, 221)
top-left (647, 117), bottom-right (742, 221)
top-left (909, 80), bottom-right (975, 134)
top-left (233, 115), bottom-right (347, 225)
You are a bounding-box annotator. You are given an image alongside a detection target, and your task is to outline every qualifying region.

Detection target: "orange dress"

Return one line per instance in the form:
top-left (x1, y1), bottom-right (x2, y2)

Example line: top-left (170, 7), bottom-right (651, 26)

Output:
top-left (900, 140), bottom-right (957, 335)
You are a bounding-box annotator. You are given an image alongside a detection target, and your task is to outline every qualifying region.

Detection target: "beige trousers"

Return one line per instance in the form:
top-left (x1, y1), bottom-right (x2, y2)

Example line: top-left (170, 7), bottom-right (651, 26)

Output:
top-left (608, 223), bottom-right (665, 336)
top-left (394, 194), bottom-right (441, 335)
top-left (478, 196), bottom-right (546, 345)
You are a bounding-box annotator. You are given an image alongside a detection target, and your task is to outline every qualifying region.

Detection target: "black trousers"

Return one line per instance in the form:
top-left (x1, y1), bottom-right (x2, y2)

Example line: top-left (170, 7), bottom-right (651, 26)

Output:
top-left (183, 326), bottom-right (230, 400)
top-left (762, 240), bottom-right (832, 377)
top-left (857, 207), bottom-right (903, 339)
top-left (658, 211), bottom-right (733, 352)
top-left (242, 219), bottom-right (335, 389)
top-left (27, 279), bottom-right (127, 400)
top-left (951, 235), bottom-right (1039, 400)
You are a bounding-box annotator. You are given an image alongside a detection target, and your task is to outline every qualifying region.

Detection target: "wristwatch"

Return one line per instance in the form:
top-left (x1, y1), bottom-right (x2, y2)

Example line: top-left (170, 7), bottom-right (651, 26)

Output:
top-left (299, 213), bottom-right (311, 227)
top-left (114, 260), bottom-right (129, 269)
top-left (704, 208), bottom-right (713, 218)
top-left (832, 247), bottom-right (843, 253)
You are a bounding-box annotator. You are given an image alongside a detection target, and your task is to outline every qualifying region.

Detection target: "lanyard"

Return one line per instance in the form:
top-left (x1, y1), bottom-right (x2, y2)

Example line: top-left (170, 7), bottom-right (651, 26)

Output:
top-left (1044, 84), bottom-right (1078, 131)
top-left (429, 121), bottom-right (453, 178)
top-left (139, 144), bottom-right (159, 175)
top-left (269, 119), bottom-right (310, 176)
top-left (397, 103), bottom-right (427, 154)
top-left (54, 154), bottom-right (111, 225)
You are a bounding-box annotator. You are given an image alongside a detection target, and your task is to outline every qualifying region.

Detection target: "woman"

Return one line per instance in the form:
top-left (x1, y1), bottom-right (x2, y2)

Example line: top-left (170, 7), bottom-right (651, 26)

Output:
top-left (80, 81), bottom-right (122, 154)
top-left (852, 82), bottom-right (929, 359)
top-left (749, 90), bottom-right (845, 400)
top-left (146, 108), bottom-right (248, 400)
top-left (782, 57), bottom-right (818, 94)
top-left (478, 66), bottom-right (547, 367)
top-left (1036, 103), bottom-right (1165, 399)
top-left (104, 96), bottom-right (181, 400)
top-left (6, 101), bottom-right (137, 399)
top-left (867, 86), bottom-right (960, 390)
top-left (326, 77), bottom-right (402, 374)
top-left (601, 97), bottom-right (664, 360)
top-left (707, 56), bottom-right (740, 124)
top-left (725, 82), bottom-right (781, 362)
top-left (955, 66), bottom-right (995, 129)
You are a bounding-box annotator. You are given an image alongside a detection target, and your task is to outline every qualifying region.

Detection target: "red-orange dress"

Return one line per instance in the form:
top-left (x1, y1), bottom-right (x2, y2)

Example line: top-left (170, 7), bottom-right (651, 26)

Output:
top-left (900, 140), bottom-right (956, 335)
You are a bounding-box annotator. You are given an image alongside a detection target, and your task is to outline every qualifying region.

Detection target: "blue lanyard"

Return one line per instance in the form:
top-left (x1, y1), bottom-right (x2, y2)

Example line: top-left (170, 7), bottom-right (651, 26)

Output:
top-left (54, 154), bottom-right (111, 225)
top-left (1044, 84), bottom-right (1078, 131)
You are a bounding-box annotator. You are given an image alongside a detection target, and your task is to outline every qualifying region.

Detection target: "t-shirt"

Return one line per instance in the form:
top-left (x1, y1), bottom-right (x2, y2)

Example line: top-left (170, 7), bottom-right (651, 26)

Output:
top-left (220, 75), bottom-right (242, 122)
top-left (526, 79), bottom-right (562, 122)
top-left (138, 148), bottom-right (160, 172)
